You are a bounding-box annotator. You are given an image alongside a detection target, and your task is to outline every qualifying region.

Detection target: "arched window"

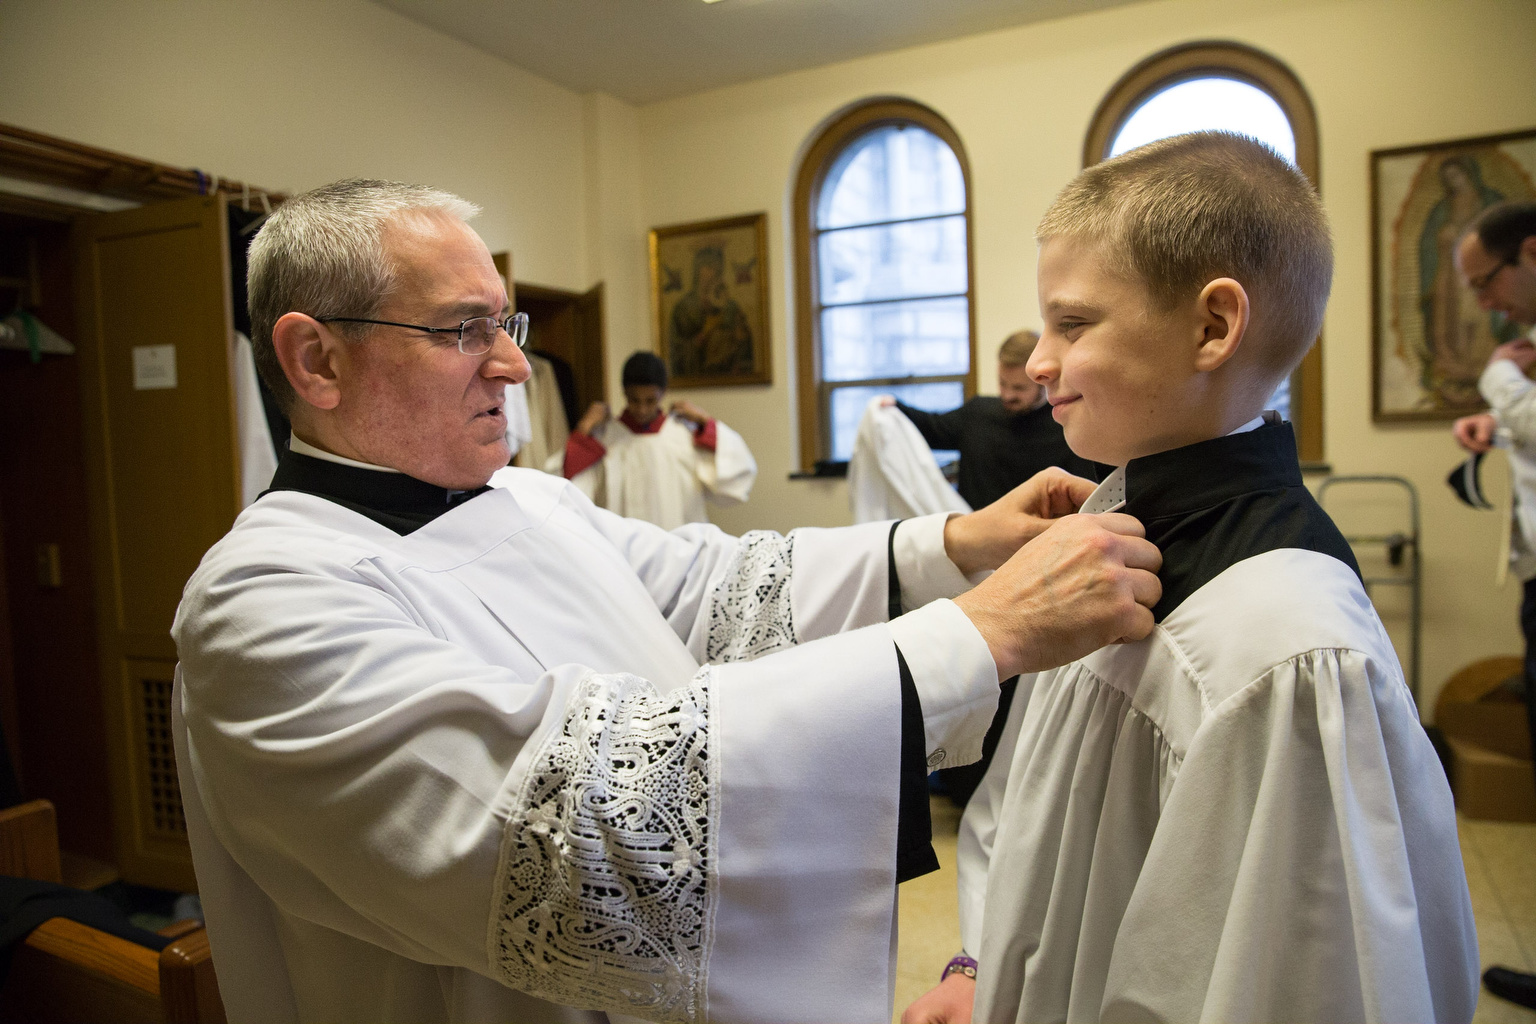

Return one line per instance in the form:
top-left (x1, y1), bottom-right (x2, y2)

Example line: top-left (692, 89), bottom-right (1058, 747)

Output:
top-left (1084, 43), bottom-right (1325, 464)
top-left (793, 99), bottom-right (977, 469)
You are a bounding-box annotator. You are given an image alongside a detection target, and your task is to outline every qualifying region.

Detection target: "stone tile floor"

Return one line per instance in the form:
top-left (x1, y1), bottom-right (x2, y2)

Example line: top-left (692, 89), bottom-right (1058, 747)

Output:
top-left (893, 798), bottom-right (1536, 1023)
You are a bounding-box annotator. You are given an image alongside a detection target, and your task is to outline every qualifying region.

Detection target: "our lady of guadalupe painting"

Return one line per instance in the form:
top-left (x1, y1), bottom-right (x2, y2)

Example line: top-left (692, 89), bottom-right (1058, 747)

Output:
top-left (1373, 129), bottom-right (1536, 420)
top-left (650, 213), bottom-right (771, 388)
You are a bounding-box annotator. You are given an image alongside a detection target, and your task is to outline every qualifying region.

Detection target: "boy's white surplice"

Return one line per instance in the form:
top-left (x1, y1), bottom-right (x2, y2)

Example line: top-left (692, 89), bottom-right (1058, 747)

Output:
top-left (571, 416), bottom-right (756, 529)
top-left (173, 467), bottom-right (995, 1024)
top-left (959, 460), bottom-right (1479, 1023)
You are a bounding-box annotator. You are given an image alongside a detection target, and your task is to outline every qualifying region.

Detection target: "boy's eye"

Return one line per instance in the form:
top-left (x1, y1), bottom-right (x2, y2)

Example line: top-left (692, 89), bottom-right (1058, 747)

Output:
top-left (1060, 320), bottom-right (1089, 339)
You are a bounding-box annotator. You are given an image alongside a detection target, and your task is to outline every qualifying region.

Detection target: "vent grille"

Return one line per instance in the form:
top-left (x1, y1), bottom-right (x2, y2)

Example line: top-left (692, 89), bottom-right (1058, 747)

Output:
top-left (140, 675), bottom-right (186, 837)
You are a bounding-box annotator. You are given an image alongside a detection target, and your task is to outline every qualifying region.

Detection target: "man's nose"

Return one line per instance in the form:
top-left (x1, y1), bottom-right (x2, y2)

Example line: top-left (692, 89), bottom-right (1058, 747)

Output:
top-left (485, 327), bottom-right (532, 384)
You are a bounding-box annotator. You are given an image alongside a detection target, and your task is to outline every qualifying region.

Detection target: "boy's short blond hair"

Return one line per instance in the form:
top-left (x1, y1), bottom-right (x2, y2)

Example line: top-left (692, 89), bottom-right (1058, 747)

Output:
top-left (998, 330), bottom-right (1040, 367)
top-left (1036, 131), bottom-right (1332, 376)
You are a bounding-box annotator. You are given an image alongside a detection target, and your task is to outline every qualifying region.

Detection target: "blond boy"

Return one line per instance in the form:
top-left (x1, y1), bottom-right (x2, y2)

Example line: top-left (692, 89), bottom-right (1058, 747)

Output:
top-left (905, 133), bottom-right (1478, 1024)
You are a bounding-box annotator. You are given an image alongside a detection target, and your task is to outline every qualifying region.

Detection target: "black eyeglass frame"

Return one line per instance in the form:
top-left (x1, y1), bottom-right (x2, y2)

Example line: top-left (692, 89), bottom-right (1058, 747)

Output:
top-left (1467, 256), bottom-right (1518, 294)
top-left (316, 311), bottom-right (530, 353)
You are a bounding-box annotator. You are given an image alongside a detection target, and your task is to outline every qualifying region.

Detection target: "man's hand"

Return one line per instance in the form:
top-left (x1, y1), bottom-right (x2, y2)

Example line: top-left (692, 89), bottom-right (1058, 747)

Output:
top-left (954, 513), bottom-right (1162, 679)
top-left (902, 975), bottom-right (975, 1024)
top-left (1453, 412), bottom-right (1497, 454)
top-left (575, 401), bottom-right (610, 436)
top-left (944, 467), bottom-right (1099, 576)
top-left (1490, 338), bottom-right (1536, 373)
top-left (670, 400), bottom-right (711, 428)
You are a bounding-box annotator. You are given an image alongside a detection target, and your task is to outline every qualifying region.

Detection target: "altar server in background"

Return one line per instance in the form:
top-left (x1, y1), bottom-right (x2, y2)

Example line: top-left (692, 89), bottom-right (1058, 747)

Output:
top-left (562, 351), bottom-right (756, 528)
top-left (905, 132), bottom-right (1476, 1024)
top-left (174, 178), bottom-right (1165, 1024)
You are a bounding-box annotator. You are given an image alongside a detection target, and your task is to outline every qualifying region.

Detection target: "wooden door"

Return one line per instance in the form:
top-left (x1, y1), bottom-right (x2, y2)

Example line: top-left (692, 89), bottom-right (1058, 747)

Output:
top-left (74, 194), bottom-right (237, 890)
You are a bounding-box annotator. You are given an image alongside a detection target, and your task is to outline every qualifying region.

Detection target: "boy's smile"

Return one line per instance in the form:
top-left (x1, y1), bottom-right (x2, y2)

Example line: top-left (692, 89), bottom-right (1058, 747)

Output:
top-left (1029, 235), bottom-right (1194, 467)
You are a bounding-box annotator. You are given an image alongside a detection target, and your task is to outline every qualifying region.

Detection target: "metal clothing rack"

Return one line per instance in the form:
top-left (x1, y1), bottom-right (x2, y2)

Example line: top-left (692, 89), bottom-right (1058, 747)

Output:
top-left (1316, 475), bottom-right (1422, 705)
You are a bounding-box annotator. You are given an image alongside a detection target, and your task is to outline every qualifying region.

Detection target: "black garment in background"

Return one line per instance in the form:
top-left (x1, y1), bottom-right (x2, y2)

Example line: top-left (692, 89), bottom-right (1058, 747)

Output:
top-left (532, 349), bottom-right (580, 431)
top-left (897, 397), bottom-right (1096, 510)
top-left (261, 453), bottom-right (939, 881)
top-left (228, 204), bottom-right (291, 455)
top-left (0, 877), bottom-right (169, 976)
top-left (1519, 580), bottom-right (1536, 791)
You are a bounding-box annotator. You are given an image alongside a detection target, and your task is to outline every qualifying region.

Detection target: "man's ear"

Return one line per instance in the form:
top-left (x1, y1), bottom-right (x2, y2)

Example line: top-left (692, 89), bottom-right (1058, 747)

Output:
top-left (272, 313), bottom-right (345, 411)
top-left (1193, 278), bottom-right (1250, 373)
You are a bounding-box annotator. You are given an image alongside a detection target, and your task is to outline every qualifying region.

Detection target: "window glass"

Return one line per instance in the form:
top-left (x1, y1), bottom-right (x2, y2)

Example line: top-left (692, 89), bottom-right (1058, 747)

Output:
top-left (1109, 77), bottom-right (1296, 164)
top-left (828, 381), bottom-right (965, 462)
top-left (818, 125), bottom-right (965, 228)
top-left (814, 120), bottom-right (971, 461)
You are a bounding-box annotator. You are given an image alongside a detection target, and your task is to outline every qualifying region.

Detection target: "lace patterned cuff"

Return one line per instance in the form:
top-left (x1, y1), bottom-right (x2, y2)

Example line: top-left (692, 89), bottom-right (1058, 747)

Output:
top-left (491, 670), bottom-right (718, 1023)
top-left (705, 530), bottom-right (796, 664)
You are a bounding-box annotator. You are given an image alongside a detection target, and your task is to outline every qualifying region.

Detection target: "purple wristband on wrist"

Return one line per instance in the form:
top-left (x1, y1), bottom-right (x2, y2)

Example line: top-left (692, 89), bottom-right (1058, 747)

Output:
top-left (942, 954), bottom-right (978, 983)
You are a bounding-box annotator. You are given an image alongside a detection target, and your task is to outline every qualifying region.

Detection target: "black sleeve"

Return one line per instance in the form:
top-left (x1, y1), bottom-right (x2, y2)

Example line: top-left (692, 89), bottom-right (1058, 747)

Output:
top-left (889, 523), bottom-right (940, 884)
top-left (895, 401), bottom-right (965, 451)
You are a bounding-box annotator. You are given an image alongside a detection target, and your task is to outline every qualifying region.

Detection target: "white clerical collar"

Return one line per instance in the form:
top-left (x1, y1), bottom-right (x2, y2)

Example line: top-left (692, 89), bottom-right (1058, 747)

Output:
top-left (289, 434), bottom-right (403, 474)
top-left (1080, 411), bottom-right (1276, 514)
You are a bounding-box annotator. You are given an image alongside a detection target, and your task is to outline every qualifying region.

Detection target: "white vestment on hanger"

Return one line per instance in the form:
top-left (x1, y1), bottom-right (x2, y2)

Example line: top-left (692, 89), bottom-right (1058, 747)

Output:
top-left (571, 417), bottom-right (756, 529)
top-left (509, 354), bottom-right (570, 472)
top-left (848, 398), bottom-right (971, 523)
top-left (174, 468), bottom-right (997, 1024)
top-left (231, 331), bottom-right (279, 507)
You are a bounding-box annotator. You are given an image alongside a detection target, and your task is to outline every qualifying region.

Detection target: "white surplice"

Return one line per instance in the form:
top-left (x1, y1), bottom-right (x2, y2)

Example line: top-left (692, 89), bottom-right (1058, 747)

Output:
top-left (173, 467), bottom-right (997, 1024)
top-left (571, 417), bottom-right (756, 529)
top-left (958, 538), bottom-right (1478, 1023)
top-left (848, 398), bottom-right (971, 524)
top-left (509, 354), bottom-right (570, 473)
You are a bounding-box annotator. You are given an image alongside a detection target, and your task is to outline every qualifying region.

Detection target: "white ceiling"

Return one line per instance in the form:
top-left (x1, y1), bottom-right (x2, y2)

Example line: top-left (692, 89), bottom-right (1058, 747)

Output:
top-left (372, 0), bottom-right (1145, 105)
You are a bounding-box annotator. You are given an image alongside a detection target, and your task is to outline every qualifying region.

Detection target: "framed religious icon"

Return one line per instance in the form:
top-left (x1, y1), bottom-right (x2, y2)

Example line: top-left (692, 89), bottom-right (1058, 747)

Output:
top-left (1372, 127), bottom-right (1536, 421)
top-left (650, 212), bottom-right (771, 388)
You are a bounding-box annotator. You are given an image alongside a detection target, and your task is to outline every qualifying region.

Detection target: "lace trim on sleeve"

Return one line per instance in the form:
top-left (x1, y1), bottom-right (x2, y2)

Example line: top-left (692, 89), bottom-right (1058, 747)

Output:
top-left (490, 670), bottom-right (717, 1024)
top-left (705, 529), bottom-right (796, 663)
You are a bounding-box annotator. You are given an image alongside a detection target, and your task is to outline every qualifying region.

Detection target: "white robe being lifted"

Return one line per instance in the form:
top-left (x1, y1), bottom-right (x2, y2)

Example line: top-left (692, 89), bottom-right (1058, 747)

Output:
top-left (570, 415), bottom-right (756, 529)
top-left (174, 467), bottom-right (997, 1024)
top-left (959, 526), bottom-right (1477, 1022)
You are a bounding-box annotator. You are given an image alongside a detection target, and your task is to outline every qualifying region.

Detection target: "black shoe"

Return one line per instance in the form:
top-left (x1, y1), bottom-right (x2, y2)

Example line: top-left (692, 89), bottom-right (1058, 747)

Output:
top-left (1484, 966), bottom-right (1536, 1010)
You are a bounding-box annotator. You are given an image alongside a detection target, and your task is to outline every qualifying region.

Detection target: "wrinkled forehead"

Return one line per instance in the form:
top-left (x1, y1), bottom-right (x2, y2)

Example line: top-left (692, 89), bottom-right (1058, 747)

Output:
top-left (382, 211), bottom-right (505, 311)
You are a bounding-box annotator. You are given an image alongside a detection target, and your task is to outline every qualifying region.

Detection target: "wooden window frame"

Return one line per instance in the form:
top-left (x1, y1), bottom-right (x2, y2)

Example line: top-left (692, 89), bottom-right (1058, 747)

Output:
top-left (792, 98), bottom-right (978, 471)
top-left (1083, 42), bottom-right (1326, 465)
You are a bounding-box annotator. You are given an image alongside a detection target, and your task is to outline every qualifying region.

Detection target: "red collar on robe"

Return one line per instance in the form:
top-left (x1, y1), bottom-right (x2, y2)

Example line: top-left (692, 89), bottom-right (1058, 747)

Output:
top-left (620, 409), bottom-right (668, 434)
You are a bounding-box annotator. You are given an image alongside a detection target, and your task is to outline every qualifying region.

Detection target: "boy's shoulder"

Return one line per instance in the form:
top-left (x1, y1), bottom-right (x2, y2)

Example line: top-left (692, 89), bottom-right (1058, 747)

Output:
top-left (1076, 547), bottom-right (1397, 755)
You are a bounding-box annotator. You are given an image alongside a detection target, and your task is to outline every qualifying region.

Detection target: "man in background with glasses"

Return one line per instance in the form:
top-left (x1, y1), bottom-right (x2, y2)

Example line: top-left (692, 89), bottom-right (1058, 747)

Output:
top-left (171, 178), bottom-right (1163, 1024)
top-left (1451, 200), bottom-right (1536, 1013)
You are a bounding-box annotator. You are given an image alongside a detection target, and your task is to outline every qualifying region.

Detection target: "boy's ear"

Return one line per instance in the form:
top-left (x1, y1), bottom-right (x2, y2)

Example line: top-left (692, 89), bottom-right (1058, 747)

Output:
top-left (1193, 278), bottom-right (1250, 373)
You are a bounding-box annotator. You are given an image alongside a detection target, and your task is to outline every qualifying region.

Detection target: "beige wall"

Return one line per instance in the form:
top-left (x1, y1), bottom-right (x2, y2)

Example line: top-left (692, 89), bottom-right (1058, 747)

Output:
top-left (6, 0), bottom-right (1535, 712)
top-left (623, 0), bottom-right (1536, 712)
top-left (0, 0), bottom-right (591, 289)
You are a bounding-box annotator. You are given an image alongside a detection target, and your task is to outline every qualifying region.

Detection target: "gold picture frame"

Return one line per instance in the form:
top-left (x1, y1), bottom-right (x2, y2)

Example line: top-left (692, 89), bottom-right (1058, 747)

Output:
top-left (1371, 127), bottom-right (1536, 421)
top-left (649, 212), bottom-right (771, 388)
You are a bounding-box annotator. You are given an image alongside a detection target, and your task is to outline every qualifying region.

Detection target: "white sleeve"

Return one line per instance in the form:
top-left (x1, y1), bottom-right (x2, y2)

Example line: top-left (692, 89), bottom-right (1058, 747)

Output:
top-left (696, 420), bottom-right (757, 506)
top-left (1481, 358), bottom-right (1536, 444)
top-left (1100, 650), bottom-right (1479, 1024)
top-left (176, 548), bottom-right (914, 1024)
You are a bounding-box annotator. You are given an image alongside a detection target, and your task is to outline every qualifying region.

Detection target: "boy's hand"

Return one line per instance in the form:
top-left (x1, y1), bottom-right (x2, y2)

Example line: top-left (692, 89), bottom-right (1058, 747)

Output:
top-left (902, 975), bottom-right (975, 1024)
top-left (944, 467), bottom-right (1098, 575)
top-left (575, 401), bottom-right (609, 436)
top-left (1453, 412), bottom-right (1497, 454)
top-left (954, 512), bottom-right (1162, 679)
top-left (670, 400), bottom-right (711, 427)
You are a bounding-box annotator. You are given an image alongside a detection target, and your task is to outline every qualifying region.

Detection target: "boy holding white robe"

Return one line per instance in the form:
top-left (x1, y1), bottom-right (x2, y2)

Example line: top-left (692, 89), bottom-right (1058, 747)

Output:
top-left (904, 132), bottom-right (1478, 1024)
top-left (563, 352), bottom-right (756, 529)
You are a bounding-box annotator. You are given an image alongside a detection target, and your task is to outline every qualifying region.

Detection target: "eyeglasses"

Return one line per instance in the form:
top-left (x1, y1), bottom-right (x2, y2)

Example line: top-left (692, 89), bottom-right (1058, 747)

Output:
top-left (317, 311), bottom-right (529, 355)
top-left (1467, 257), bottom-right (1517, 294)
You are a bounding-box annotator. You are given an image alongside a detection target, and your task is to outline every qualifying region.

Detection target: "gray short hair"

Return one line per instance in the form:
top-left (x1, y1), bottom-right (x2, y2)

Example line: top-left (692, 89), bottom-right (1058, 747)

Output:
top-left (247, 178), bottom-right (481, 411)
top-left (1037, 131), bottom-right (1332, 378)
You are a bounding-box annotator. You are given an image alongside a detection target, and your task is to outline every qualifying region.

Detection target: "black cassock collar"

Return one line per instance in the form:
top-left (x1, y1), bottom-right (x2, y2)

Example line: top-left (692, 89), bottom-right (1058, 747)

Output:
top-left (1084, 419), bottom-right (1359, 622)
top-left (264, 450), bottom-right (491, 536)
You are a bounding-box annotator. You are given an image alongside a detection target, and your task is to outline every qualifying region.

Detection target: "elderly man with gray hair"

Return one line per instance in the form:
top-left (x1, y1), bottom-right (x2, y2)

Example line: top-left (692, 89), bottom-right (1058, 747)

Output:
top-left (172, 178), bottom-right (1161, 1024)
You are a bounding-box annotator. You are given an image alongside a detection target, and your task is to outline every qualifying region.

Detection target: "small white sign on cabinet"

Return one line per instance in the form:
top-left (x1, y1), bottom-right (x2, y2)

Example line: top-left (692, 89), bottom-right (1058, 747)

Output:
top-left (132, 345), bottom-right (177, 390)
